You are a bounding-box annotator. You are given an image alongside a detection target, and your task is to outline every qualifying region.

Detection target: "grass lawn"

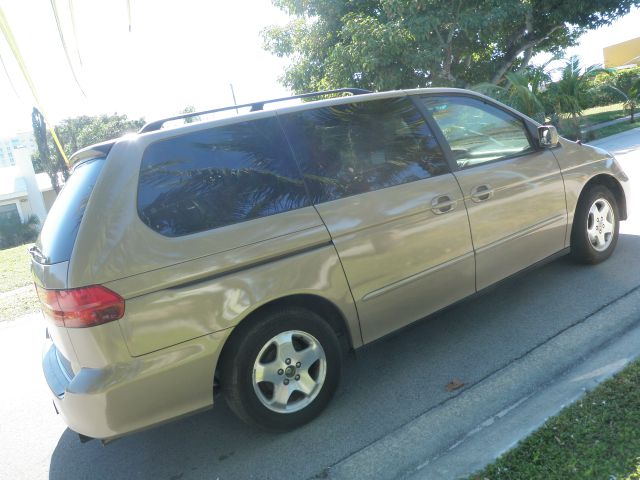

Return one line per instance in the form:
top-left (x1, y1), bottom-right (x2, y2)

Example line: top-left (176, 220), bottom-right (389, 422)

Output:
top-left (0, 243), bottom-right (34, 293)
top-left (470, 359), bottom-right (640, 480)
top-left (581, 103), bottom-right (626, 126)
top-left (589, 121), bottom-right (640, 141)
top-left (0, 243), bottom-right (39, 321)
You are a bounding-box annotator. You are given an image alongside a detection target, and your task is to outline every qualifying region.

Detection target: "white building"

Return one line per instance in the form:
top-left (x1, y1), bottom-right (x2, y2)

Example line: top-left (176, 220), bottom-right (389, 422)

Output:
top-left (0, 131), bottom-right (37, 168)
top-left (0, 132), bottom-right (56, 225)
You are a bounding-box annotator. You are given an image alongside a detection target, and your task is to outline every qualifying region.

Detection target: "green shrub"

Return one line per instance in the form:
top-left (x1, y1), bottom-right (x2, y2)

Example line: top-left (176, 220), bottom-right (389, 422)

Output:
top-left (583, 67), bottom-right (640, 109)
top-left (0, 213), bottom-right (40, 249)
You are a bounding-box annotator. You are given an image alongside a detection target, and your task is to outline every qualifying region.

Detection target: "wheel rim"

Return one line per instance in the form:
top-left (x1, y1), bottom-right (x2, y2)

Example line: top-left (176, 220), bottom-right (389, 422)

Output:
top-left (252, 330), bottom-right (327, 414)
top-left (586, 197), bottom-right (615, 252)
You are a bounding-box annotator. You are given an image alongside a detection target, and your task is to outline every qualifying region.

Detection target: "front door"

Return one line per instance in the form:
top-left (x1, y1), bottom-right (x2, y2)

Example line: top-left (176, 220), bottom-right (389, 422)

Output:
top-left (419, 95), bottom-right (567, 290)
top-left (279, 96), bottom-right (475, 343)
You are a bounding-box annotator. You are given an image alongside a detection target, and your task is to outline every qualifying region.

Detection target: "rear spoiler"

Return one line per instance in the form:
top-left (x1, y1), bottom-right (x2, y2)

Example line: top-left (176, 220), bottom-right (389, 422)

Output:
top-left (68, 140), bottom-right (115, 169)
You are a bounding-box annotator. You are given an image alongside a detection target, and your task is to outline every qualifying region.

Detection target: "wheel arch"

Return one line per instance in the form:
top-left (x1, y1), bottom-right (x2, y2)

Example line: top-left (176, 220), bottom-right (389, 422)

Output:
top-left (575, 174), bottom-right (627, 221)
top-left (215, 293), bottom-right (355, 387)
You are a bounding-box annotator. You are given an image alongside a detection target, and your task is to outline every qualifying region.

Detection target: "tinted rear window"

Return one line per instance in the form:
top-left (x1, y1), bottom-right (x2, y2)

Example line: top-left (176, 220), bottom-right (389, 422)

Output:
top-left (137, 117), bottom-right (310, 237)
top-left (36, 158), bottom-right (105, 264)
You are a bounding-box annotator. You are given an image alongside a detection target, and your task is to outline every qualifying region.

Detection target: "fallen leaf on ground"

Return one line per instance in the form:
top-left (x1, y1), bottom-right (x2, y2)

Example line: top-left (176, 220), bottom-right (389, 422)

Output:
top-left (445, 379), bottom-right (465, 392)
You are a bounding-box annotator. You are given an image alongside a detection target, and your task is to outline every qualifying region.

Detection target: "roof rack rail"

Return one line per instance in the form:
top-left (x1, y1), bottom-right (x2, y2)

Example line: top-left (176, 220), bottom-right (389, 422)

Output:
top-left (138, 88), bottom-right (372, 133)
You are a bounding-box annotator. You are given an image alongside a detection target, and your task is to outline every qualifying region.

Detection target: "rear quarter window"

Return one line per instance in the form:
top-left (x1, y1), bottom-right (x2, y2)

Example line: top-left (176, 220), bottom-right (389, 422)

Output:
top-left (137, 117), bottom-right (310, 237)
top-left (36, 158), bottom-right (105, 265)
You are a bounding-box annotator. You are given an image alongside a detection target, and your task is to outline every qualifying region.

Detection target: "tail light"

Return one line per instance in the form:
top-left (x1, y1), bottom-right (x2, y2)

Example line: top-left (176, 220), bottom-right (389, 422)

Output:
top-left (35, 284), bottom-right (125, 328)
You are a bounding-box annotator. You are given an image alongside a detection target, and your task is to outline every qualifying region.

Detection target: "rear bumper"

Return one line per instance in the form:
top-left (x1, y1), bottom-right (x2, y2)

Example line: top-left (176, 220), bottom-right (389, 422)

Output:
top-left (42, 328), bottom-right (231, 440)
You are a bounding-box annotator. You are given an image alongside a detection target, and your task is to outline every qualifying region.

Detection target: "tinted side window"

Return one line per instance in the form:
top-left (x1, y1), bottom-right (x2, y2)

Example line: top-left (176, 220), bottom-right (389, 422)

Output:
top-left (420, 96), bottom-right (533, 168)
top-left (280, 97), bottom-right (448, 203)
top-left (138, 117), bottom-right (310, 237)
top-left (36, 158), bottom-right (105, 265)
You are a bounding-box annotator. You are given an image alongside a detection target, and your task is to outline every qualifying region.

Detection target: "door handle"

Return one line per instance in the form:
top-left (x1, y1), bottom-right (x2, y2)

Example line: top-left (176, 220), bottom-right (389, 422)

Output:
top-left (431, 194), bottom-right (457, 214)
top-left (470, 184), bottom-right (494, 203)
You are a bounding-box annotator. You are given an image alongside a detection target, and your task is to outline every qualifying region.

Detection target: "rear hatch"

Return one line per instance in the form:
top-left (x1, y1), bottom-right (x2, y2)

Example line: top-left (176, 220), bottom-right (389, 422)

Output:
top-left (31, 146), bottom-right (114, 371)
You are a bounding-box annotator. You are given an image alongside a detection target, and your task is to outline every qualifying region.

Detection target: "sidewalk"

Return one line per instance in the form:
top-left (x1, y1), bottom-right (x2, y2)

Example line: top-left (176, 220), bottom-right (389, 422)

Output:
top-left (589, 124), bottom-right (640, 153)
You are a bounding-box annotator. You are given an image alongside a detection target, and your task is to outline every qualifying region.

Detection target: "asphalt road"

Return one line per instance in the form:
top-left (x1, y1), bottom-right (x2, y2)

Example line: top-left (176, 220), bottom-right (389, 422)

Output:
top-left (1, 130), bottom-right (639, 480)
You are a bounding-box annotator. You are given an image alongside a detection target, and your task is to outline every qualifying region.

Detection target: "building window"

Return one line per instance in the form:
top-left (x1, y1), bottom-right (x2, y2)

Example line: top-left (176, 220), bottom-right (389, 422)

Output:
top-left (0, 203), bottom-right (19, 221)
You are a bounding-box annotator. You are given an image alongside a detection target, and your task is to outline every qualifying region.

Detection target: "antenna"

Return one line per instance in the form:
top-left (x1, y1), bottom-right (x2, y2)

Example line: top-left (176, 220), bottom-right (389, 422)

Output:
top-left (230, 83), bottom-right (238, 114)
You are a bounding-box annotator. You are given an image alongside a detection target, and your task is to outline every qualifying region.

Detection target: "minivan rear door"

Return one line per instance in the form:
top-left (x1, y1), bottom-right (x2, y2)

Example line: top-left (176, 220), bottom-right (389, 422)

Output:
top-left (31, 154), bottom-right (109, 367)
top-left (279, 96), bottom-right (475, 343)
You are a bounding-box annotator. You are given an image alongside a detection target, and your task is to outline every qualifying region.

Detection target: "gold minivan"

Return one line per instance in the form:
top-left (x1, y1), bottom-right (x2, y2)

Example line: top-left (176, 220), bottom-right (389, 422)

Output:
top-left (33, 88), bottom-right (629, 441)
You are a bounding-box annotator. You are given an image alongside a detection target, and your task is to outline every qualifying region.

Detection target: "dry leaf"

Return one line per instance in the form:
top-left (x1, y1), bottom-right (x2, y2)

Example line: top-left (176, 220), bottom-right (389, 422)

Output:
top-left (445, 379), bottom-right (465, 392)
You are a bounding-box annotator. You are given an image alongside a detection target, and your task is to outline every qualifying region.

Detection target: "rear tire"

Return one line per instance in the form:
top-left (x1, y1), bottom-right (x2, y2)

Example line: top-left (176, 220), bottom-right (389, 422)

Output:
top-left (570, 185), bottom-right (619, 264)
top-left (220, 306), bottom-right (342, 431)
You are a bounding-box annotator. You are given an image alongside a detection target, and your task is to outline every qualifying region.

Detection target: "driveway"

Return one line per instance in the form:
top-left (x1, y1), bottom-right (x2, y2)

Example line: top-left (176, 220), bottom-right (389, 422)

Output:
top-left (1, 130), bottom-right (639, 480)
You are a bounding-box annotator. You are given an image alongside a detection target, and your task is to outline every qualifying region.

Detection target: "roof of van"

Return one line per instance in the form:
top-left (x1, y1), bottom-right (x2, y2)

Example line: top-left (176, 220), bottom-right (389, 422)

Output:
top-left (138, 87), bottom-right (472, 134)
top-left (68, 87), bottom-right (529, 165)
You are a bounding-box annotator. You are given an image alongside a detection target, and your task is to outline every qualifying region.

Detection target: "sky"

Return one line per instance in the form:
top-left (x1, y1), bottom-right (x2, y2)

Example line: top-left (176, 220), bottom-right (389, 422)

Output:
top-left (1, 1), bottom-right (640, 138)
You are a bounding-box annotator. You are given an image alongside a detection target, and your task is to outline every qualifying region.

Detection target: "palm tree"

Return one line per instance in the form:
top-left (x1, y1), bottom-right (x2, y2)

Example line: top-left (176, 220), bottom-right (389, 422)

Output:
top-left (604, 77), bottom-right (640, 123)
top-left (545, 56), bottom-right (604, 139)
top-left (549, 56), bottom-right (603, 118)
top-left (502, 71), bottom-right (546, 122)
top-left (472, 61), bottom-right (552, 123)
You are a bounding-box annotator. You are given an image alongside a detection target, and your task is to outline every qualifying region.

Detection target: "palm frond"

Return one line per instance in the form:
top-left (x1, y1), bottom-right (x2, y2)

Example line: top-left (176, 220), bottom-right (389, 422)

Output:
top-left (127, 0), bottom-right (132, 32)
top-left (68, 0), bottom-right (82, 65)
top-left (49, 0), bottom-right (85, 96)
top-left (0, 49), bottom-right (20, 98)
top-left (604, 85), bottom-right (629, 102)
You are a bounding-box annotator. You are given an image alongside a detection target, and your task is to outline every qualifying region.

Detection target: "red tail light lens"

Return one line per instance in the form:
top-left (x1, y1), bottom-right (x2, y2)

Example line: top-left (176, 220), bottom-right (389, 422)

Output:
top-left (35, 284), bottom-right (125, 328)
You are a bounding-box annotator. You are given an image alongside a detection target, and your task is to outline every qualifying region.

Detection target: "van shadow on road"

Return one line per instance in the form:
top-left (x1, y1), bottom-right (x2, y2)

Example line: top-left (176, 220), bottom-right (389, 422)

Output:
top-left (49, 234), bottom-right (640, 480)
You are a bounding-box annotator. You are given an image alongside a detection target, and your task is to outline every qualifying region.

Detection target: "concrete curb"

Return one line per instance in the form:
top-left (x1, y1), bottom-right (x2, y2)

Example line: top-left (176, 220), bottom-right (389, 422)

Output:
top-left (582, 114), bottom-right (634, 133)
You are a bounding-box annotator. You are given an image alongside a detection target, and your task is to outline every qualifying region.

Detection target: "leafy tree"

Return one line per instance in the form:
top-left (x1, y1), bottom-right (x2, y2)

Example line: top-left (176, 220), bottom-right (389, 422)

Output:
top-left (31, 112), bottom-right (144, 190)
top-left (55, 113), bottom-right (145, 154)
top-left (180, 105), bottom-right (201, 124)
top-left (580, 66), bottom-right (640, 108)
top-left (31, 113), bottom-right (144, 177)
top-left (263, 0), bottom-right (640, 92)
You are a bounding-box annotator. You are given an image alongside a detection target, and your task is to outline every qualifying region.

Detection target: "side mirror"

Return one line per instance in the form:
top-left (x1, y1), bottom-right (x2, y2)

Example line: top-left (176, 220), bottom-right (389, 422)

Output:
top-left (538, 125), bottom-right (559, 148)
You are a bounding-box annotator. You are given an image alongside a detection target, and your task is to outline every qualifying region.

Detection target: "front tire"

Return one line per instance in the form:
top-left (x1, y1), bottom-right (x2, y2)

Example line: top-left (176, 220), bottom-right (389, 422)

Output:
top-left (220, 306), bottom-right (342, 431)
top-left (570, 185), bottom-right (619, 264)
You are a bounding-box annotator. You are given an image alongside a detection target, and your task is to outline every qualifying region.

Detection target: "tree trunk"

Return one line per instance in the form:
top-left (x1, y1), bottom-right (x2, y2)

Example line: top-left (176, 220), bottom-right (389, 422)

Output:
top-left (491, 25), bottom-right (564, 84)
top-left (519, 48), bottom-right (534, 72)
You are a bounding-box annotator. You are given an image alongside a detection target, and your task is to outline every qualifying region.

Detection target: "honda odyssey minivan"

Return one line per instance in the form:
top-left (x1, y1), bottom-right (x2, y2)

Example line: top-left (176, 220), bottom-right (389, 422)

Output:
top-left (32, 87), bottom-right (629, 441)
